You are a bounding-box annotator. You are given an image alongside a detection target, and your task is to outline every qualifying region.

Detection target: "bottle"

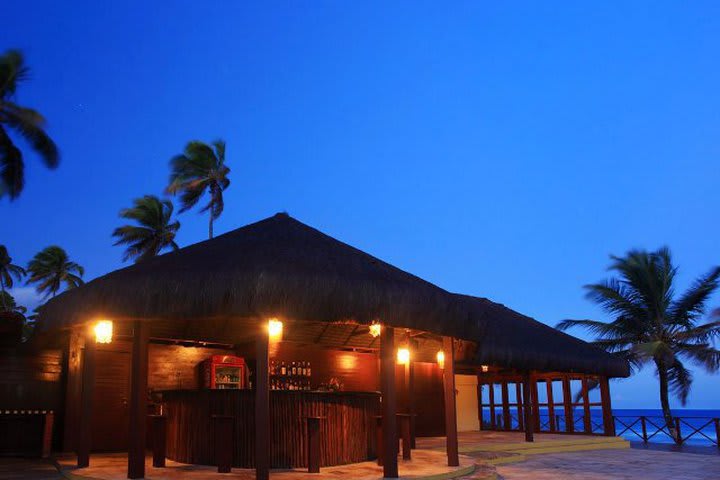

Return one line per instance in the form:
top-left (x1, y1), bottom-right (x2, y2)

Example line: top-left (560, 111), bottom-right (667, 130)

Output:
top-left (302, 361), bottom-right (307, 376)
top-left (307, 362), bottom-right (311, 377)
top-left (280, 361), bottom-right (286, 376)
top-left (291, 362), bottom-right (297, 376)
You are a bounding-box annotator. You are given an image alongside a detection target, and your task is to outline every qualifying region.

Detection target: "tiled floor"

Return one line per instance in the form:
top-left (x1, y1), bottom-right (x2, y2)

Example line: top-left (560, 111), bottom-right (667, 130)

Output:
top-left (57, 449), bottom-right (475, 480)
top-left (495, 449), bottom-right (720, 480)
top-left (0, 458), bottom-right (60, 480)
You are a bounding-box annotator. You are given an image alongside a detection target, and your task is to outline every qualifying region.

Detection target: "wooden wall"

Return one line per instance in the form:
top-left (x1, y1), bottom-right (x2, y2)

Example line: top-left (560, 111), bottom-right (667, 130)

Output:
top-left (0, 346), bottom-right (64, 454)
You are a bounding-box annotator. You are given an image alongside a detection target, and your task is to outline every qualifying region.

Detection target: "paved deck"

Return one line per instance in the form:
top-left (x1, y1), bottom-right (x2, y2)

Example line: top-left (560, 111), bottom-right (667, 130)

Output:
top-left (495, 448), bottom-right (720, 480)
top-left (56, 450), bottom-right (476, 480)
top-left (0, 458), bottom-right (61, 480)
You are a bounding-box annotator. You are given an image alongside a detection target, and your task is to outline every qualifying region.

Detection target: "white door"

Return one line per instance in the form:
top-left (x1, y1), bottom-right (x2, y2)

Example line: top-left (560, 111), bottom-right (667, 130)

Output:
top-left (455, 374), bottom-right (480, 432)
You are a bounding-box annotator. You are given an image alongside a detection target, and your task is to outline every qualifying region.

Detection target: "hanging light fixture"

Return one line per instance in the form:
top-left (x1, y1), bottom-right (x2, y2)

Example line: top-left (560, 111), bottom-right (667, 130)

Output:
top-left (94, 320), bottom-right (113, 344)
top-left (268, 318), bottom-right (283, 341)
top-left (368, 321), bottom-right (382, 338)
top-left (436, 350), bottom-right (445, 369)
top-left (396, 347), bottom-right (410, 365)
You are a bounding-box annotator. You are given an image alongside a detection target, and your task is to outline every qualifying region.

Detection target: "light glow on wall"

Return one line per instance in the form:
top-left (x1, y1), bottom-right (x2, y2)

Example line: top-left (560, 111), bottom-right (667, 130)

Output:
top-left (94, 320), bottom-right (113, 344)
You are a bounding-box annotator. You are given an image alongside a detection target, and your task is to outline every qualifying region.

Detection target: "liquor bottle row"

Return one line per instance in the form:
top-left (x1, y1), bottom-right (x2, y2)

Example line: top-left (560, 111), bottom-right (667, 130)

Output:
top-left (270, 360), bottom-right (312, 378)
top-left (271, 377), bottom-right (312, 391)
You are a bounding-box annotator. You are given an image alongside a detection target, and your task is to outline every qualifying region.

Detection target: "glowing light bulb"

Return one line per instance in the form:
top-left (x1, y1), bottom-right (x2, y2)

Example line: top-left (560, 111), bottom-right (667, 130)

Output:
top-left (369, 322), bottom-right (382, 338)
top-left (397, 348), bottom-right (410, 365)
top-left (268, 318), bottom-right (283, 340)
top-left (94, 320), bottom-right (113, 344)
top-left (436, 350), bottom-right (445, 369)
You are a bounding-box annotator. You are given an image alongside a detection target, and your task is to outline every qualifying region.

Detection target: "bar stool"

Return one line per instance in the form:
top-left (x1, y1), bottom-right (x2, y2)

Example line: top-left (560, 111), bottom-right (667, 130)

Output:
top-left (148, 414), bottom-right (166, 468)
top-left (212, 415), bottom-right (234, 473)
top-left (374, 415), bottom-right (384, 465)
top-left (305, 416), bottom-right (326, 473)
top-left (396, 414), bottom-right (413, 460)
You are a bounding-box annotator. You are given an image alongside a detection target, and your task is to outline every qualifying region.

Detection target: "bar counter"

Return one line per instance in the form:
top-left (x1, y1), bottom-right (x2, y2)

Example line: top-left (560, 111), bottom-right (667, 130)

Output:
top-left (160, 389), bottom-right (381, 469)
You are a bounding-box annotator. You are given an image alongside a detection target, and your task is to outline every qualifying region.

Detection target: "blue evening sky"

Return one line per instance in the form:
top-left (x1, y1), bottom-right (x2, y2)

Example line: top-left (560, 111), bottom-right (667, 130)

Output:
top-left (2, 1), bottom-right (719, 409)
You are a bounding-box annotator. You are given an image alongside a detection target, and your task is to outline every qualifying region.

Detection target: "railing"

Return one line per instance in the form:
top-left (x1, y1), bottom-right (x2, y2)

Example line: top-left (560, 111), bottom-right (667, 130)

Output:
top-left (614, 415), bottom-right (720, 447)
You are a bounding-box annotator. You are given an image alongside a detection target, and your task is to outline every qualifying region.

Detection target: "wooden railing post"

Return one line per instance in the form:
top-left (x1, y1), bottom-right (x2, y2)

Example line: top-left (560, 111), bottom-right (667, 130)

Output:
top-left (675, 417), bottom-right (682, 444)
top-left (641, 416), bottom-right (648, 443)
top-left (714, 418), bottom-right (720, 449)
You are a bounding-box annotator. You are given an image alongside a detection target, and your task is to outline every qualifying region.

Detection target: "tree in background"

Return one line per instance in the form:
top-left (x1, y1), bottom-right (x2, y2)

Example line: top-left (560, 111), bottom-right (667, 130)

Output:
top-left (0, 244), bottom-right (26, 310)
top-left (112, 195), bottom-right (181, 263)
top-left (26, 246), bottom-right (84, 298)
top-left (0, 49), bottom-right (59, 200)
top-left (167, 140), bottom-right (230, 239)
top-left (557, 247), bottom-right (720, 443)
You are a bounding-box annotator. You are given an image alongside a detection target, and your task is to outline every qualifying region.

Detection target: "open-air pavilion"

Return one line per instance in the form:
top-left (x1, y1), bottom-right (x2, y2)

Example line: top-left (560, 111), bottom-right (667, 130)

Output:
top-left (35, 213), bottom-right (629, 479)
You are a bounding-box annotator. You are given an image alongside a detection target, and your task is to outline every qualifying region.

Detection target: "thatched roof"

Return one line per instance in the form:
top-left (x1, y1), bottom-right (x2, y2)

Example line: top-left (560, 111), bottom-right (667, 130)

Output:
top-left (37, 213), bottom-right (628, 377)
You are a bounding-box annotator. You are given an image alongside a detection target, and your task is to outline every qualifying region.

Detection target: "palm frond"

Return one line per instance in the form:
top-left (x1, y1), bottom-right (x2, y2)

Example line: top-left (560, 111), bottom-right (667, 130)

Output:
top-left (667, 359), bottom-right (693, 406)
top-left (0, 125), bottom-right (24, 199)
top-left (2, 103), bottom-right (59, 168)
top-left (669, 267), bottom-right (720, 327)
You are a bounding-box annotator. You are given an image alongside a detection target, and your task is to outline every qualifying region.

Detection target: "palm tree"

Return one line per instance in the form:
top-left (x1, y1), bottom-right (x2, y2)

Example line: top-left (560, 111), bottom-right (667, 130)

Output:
top-left (26, 246), bottom-right (84, 298)
top-left (557, 247), bottom-right (720, 442)
top-left (112, 195), bottom-right (181, 263)
top-left (0, 290), bottom-right (26, 314)
top-left (0, 49), bottom-right (59, 200)
top-left (0, 244), bottom-right (25, 310)
top-left (167, 140), bottom-right (230, 239)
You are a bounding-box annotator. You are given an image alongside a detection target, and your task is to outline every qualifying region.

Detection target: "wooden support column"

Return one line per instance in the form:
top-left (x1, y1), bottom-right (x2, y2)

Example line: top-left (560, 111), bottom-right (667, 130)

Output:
top-left (380, 326), bottom-right (398, 478)
top-left (515, 382), bottom-right (524, 431)
top-left (408, 338), bottom-right (417, 449)
top-left (63, 331), bottom-right (82, 453)
top-left (546, 379), bottom-right (556, 432)
top-left (77, 330), bottom-right (96, 468)
top-left (522, 373), bottom-right (534, 442)
top-left (488, 382), bottom-right (496, 429)
top-left (530, 376), bottom-right (541, 432)
top-left (599, 376), bottom-right (615, 436)
top-left (562, 376), bottom-right (574, 433)
top-left (501, 382), bottom-right (511, 431)
top-left (255, 324), bottom-right (270, 480)
top-left (442, 337), bottom-right (459, 467)
top-left (582, 376), bottom-right (592, 434)
top-left (128, 321), bottom-right (150, 479)
top-left (477, 378), bottom-right (484, 431)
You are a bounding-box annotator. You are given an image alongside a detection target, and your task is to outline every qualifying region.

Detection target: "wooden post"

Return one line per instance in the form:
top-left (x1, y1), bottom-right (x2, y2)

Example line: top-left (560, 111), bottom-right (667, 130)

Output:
top-left (477, 377), bottom-right (484, 431)
top-left (581, 376), bottom-right (592, 434)
top-left (530, 376), bottom-right (540, 432)
top-left (380, 326), bottom-right (398, 478)
top-left (675, 417), bottom-right (682, 444)
top-left (128, 321), bottom-right (149, 479)
top-left (77, 331), bottom-right (96, 468)
top-left (255, 324), bottom-right (270, 480)
top-left (713, 418), bottom-right (719, 449)
top-left (397, 414), bottom-right (412, 460)
top-left (599, 376), bottom-right (615, 436)
top-left (562, 376), bottom-right (574, 433)
top-left (63, 331), bottom-right (82, 453)
top-left (641, 416), bottom-right (648, 443)
top-left (522, 373), bottom-right (534, 442)
top-left (488, 382), bottom-right (496, 429)
top-left (375, 416), bottom-right (383, 466)
top-left (442, 336), bottom-right (459, 467)
top-left (41, 411), bottom-right (54, 458)
top-left (408, 338), bottom-right (417, 449)
top-left (150, 415), bottom-right (166, 468)
top-left (546, 379), bottom-right (556, 432)
top-left (213, 415), bottom-right (233, 473)
top-left (307, 417), bottom-right (323, 473)
top-left (501, 382), bottom-right (511, 431)
top-left (515, 382), bottom-right (524, 431)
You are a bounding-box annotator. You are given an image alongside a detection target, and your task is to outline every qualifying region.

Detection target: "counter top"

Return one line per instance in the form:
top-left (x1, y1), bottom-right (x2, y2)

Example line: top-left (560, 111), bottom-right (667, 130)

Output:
top-left (159, 389), bottom-right (381, 396)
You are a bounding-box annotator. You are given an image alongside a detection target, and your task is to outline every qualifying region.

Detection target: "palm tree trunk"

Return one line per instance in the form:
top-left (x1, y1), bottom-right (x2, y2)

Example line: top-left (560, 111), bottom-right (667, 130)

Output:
top-left (209, 215), bottom-right (213, 239)
top-left (656, 361), bottom-right (679, 443)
